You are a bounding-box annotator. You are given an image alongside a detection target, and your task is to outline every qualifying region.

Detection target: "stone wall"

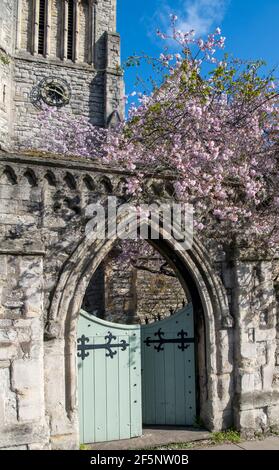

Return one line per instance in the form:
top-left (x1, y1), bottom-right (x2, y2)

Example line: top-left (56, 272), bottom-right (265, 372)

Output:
top-left (20, 0), bottom-right (33, 53)
top-left (0, 0), bottom-right (15, 56)
top-left (232, 259), bottom-right (279, 435)
top-left (0, 54), bottom-right (12, 150)
top-left (0, 250), bottom-right (48, 449)
top-left (104, 255), bottom-right (186, 324)
top-left (82, 252), bottom-right (186, 325)
top-left (136, 262), bottom-right (186, 322)
top-left (0, 0), bottom-right (15, 150)
top-left (13, 59), bottom-right (105, 146)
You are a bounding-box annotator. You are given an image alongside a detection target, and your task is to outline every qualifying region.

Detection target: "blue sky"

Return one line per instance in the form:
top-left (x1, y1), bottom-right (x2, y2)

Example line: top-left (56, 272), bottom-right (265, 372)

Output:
top-left (117, 0), bottom-right (279, 98)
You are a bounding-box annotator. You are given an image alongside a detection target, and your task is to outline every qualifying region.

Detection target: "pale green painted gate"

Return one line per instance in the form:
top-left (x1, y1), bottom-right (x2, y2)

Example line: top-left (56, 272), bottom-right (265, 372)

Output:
top-left (141, 304), bottom-right (196, 426)
top-left (77, 310), bottom-right (142, 444)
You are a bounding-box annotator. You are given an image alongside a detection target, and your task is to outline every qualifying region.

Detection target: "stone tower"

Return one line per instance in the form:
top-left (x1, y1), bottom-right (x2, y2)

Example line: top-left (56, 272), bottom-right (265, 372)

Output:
top-left (0, 0), bottom-right (124, 151)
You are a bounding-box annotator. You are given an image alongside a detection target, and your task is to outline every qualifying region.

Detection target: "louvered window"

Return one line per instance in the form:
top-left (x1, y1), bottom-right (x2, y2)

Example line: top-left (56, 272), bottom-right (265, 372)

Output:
top-left (38, 0), bottom-right (46, 55)
top-left (67, 0), bottom-right (74, 60)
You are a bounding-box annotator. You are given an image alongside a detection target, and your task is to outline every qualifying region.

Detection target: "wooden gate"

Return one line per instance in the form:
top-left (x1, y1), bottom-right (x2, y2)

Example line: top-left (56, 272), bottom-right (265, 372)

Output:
top-left (141, 304), bottom-right (196, 426)
top-left (77, 310), bottom-right (142, 444)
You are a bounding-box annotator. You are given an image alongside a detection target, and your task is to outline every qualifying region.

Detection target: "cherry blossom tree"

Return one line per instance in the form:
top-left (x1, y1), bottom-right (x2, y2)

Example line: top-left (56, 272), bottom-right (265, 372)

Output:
top-left (113, 240), bottom-right (176, 278)
top-left (26, 15), bottom-right (279, 251)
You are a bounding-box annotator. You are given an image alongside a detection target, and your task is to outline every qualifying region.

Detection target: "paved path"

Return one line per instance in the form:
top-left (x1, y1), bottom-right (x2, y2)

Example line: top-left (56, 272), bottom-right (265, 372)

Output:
top-left (195, 436), bottom-right (279, 450)
top-left (87, 428), bottom-right (279, 451)
top-left (87, 427), bottom-right (210, 450)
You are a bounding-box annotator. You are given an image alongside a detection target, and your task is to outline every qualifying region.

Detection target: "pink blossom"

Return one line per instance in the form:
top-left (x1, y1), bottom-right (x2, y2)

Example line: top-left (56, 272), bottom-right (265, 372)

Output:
top-left (23, 20), bottom-right (279, 251)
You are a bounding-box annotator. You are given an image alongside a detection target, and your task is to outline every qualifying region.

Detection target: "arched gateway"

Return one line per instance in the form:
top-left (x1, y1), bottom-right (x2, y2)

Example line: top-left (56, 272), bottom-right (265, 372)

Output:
top-left (45, 210), bottom-right (234, 446)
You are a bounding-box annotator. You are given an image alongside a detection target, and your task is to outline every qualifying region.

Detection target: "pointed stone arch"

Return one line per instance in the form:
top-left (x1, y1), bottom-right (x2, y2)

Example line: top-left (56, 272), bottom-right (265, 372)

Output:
top-left (1, 165), bottom-right (18, 184)
top-left (45, 209), bottom-right (233, 446)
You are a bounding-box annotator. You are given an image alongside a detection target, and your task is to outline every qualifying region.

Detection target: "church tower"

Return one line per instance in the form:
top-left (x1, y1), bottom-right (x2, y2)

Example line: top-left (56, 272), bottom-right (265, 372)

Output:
top-left (0, 0), bottom-right (124, 151)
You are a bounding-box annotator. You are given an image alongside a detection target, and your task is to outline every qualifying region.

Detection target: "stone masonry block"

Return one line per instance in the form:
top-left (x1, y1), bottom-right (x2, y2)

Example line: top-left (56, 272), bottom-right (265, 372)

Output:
top-left (0, 343), bottom-right (18, 361)
top-left (11, 358), bottom-right (44, 422)
top-left (0, 367), bottom-right (17, 425)
top-left (267, 404), bottom-right (279, 431)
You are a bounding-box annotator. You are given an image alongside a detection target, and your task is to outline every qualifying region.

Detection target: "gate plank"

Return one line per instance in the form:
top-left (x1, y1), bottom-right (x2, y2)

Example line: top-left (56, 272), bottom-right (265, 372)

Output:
top-left (83, 339), bottom-right (95, 443)
top-left (129, 332), bottom-right (142, 437)
top-left (174, 333), bottom-right (187, 425)
top-left (106, 335), bottom-right (120, 441)
top-left (118, 333), bottom-right (131, 439)
top-left (78, 356), bottom-right (84, 443)
top-left (141, 330), bottom-right (156, 425)
top-left (94, 339), bottom-right (108, 442)
top-left (154, 344), bottom-right (166, 424)
top-left (184, 344), bottom-right (196, 425)
top-left (164, 342), bottom-right (176, 424)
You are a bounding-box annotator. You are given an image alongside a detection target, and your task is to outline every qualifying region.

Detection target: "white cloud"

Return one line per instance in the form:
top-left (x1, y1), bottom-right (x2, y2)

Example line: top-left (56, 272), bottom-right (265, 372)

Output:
top-left (178, 0), bottom-right (229, 35)
top-left (158, 0), bottom-right (230, 37)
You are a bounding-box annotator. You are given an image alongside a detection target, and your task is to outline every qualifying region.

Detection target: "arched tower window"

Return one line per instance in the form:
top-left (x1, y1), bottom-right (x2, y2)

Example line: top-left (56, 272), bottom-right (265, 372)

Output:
top-left (38, 0), bottom-right (46, 55)
top-left (32, 0), bottom-right (50, 56)
top-left (67, 0), bottom-right (74, 60)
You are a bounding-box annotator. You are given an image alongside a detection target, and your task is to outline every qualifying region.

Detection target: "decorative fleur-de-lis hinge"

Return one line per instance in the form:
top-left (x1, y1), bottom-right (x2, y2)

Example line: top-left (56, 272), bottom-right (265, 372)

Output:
top-left (77, 332), bottom-right (130, 360)
top-left (144, 328), bottom-right (194, 352)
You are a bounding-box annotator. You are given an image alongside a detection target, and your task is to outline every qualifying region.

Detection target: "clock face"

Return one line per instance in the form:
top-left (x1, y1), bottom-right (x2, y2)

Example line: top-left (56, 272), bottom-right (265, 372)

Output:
top-left (38, 77), bottom-right (71, 107)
